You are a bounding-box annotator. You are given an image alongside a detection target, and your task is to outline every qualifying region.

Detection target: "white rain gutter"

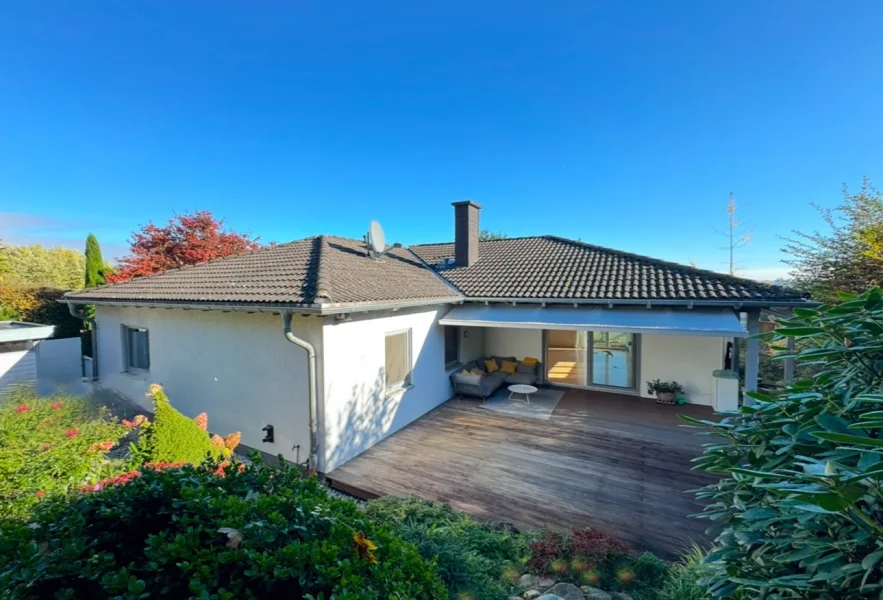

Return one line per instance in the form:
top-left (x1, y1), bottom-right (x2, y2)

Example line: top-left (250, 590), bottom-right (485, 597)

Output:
top-left (282, 311), bottom-right (319, 470)
top-left (464, 297), bottom-right (814, 308)
top-left (67, 303), bottom-right (98, 381)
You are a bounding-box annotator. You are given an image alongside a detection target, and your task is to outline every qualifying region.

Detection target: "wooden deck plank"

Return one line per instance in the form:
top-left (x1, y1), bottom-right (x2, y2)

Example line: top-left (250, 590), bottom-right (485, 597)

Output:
top-left (328, 389), bottom-right (715, 556)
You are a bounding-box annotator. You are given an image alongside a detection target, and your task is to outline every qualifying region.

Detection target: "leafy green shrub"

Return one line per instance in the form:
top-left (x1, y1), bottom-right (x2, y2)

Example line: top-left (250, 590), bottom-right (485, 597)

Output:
top-left (131, 384), bottom-right (233, 464)
top-left (366, 496), bottom-right (525, 600)
top-left (658, 545), bottom-right (712, 600)
top-left (525, 528), bottom-right (667, 599)
top-left (0, 389), bottom-right (126, 520)
top-left (0, 459), bottom-right (447, 599)
top-left (684, 288), bottom-right (883, 598)
top-left (0, 286), bottom-right (81, 338)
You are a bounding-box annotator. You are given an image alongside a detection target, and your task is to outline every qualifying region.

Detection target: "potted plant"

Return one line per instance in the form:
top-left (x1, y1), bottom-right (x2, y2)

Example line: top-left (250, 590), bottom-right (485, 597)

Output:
top-left (647, 379), bottom-right (683, 405)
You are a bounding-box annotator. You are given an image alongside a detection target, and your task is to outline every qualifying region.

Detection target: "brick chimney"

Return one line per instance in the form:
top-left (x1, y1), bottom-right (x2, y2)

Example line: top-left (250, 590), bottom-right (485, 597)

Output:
top-left (452, 200), bottom-right (481, 267)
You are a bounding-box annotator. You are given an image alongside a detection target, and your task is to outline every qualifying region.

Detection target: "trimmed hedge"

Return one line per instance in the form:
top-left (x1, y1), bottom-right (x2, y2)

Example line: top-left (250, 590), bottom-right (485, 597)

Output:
top-left (0, 460), bottom-right (447, 599)
top-left (0, 286), bottom-right (81, 338)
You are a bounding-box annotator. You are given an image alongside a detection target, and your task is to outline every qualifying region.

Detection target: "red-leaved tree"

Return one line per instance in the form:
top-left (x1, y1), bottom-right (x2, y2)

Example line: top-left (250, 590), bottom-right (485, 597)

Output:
top-left (107, 211), bottom-right (260, 283)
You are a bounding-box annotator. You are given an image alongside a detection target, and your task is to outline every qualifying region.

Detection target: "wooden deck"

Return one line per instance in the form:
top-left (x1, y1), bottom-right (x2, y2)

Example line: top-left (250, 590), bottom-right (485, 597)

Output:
top-left (327, 389), bottom-right (716, 556)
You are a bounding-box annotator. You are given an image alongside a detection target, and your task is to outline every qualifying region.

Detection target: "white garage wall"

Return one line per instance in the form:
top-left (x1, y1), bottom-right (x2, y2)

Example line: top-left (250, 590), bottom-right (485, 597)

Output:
top-left (321, 306), bottom-right (451, 472)
top-left (484, 327), bottom-right (543, 362)
top-left (640, 334), bottom-right (725, 406)
top-left (94, 306), bottom-right (318, 464)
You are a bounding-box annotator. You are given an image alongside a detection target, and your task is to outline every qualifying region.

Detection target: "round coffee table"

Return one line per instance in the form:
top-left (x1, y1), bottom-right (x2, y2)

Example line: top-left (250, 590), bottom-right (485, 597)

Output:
top-left (508, 384), bottom-right (538, 405)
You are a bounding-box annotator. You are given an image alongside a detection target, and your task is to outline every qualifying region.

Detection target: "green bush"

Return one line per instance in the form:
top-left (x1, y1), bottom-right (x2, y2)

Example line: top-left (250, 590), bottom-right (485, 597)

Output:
top-left (0, 389), bottom-right (127, 520)
top-left (0, 286), bottom-right (81, 338)
top-left (525, 528), bottom-right (667, 599)
top-left (685, 288), bottom-right (883, 598)
top-left (658, 545), bottom-right (713, 600)
top-left (0, 459), bottom-right (447, 599)
top-left (366, 496), bottom-right (525, 600)
top-left (131, 384), bottom-right (226, 464)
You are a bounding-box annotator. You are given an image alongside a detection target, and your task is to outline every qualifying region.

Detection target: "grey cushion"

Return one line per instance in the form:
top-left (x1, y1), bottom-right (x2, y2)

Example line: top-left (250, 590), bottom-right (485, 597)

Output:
top-left (516, 362), bottom-right (536, 374)
top-left (505, 372), bottom-right (537, 385)
top-left (455, 373), bottom-right (483, 386)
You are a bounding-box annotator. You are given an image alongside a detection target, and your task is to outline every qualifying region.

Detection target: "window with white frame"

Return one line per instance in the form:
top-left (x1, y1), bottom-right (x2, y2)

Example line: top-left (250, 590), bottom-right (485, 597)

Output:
top-left (122, 326), bottom-right (150, 372)
top-left (385, 329), bottom-right (412, 391)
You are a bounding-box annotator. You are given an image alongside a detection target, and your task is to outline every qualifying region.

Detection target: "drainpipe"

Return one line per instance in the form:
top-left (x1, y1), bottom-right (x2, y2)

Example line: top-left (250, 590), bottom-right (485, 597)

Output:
top-left (68, 303), bottom-right (98, 381)
top-left (282, 311), bottom-right (319, 470)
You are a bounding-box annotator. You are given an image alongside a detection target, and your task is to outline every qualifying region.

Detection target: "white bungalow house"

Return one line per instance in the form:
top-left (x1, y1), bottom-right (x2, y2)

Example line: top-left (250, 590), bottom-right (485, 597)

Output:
top-left (64, 202), bottom-right (809, 474)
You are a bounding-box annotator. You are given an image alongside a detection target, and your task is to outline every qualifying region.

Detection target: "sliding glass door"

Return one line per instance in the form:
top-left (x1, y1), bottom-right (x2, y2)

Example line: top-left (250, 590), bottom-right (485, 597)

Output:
top-left (545, 330), bottom-right (638, 391)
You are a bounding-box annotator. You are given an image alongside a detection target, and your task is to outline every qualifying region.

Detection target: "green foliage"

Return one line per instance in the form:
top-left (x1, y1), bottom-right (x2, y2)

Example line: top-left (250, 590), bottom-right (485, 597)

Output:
top-left (131, 385), bottom-right (224, 465)
top-left (684, 288), bottom-right (883, 598)
top-left (0, 389), bottom-right (127, 520)
top-left (646, 379), bottom-right (683, 395)
top-left (366, 496), bottom-right (525, 600)
top-left (0, 244), bottom-right (85, 290)
top-left (658, 545), bottom-right (713, 600)
top-left (783, 177), bottom-right (883, 304)
top-left (0, 459), bottom-right (447, 599)
top-left (479, 229), bottom-right (507, 241)
top-left (84, 233), bottom-right (106, 288)
top-left (0, 286), bottom-right (82, 338)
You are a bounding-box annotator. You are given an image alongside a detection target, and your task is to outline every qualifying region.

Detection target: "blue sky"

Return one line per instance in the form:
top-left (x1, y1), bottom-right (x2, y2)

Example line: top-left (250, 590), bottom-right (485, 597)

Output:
top-left (1, 2), bottom-right (881, 280)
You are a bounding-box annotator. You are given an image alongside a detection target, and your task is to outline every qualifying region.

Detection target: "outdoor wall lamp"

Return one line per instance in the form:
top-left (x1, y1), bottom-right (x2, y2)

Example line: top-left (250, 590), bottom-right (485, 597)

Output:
top-left (262, 424), bottom-right (274, 443)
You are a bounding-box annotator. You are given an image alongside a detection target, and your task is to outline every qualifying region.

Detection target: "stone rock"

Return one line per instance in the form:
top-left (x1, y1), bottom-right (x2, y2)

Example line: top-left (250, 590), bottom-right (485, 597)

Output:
top-left (536, 595), bottom-right (565, 600)
top-left (538, 577), bottom-right (557, 590)
top-left (613, 594), bottom-right (633, 600)
top-left (582, 588), bottom-right (613, 600)
top-left (510, 597), bottom-right (524, 600)
top-left (519, 574), bottom-right (539, 589)
top-left (544, 583), bottom-right (585, 600)
top-left (524, 591), bottom-right (541, 600)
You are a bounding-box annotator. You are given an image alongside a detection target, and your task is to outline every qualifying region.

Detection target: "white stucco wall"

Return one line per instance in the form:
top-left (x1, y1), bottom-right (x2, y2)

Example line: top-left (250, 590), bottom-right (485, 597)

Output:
top-left (485, 327), bottom-right (543, 362)
top-left (458, 326), bottom-right (485, 364)
top-left (93, 306), bottom-right (318, 464)
top-left (321, 306), bottom-right (452, 472)
top-left (640, 334), bottom-right (725, 406)
top-left (0, 344), bottom-right (36, 393)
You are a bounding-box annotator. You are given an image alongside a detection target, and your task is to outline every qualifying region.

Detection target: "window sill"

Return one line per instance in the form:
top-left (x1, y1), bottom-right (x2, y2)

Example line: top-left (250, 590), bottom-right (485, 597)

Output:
top-left (385, 383), bottom-right (414, 398)
top-left (445, 362), bottom-right (464, 374)
top-left (121, 369), bottom-right (149, 381)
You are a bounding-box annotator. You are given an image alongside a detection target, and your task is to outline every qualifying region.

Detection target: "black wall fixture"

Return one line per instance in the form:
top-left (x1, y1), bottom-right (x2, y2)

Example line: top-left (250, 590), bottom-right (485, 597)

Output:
top-left (261, 424), bottom-right (274, 443)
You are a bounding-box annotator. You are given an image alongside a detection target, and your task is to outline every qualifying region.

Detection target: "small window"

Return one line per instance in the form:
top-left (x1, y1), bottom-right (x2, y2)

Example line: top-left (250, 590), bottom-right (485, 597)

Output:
top-left (444, 326), bottom-right (460, 369)
top-left (123, 326), bottom-right (150, 372)
top-left (385, 329), bottom-right (412, 391)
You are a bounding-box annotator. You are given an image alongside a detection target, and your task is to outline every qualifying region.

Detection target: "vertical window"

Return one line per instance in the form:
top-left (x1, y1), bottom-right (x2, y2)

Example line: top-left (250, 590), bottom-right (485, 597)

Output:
top-left (444, 326), bottom-right (460, 368)
top-left (385, 330), bottom-right (412, 391)
top-left (123, 326), bottom-right (150, 371)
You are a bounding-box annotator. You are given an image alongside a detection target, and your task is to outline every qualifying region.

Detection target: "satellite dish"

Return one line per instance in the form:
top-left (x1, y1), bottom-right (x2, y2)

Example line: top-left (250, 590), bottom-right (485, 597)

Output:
top-left (367, 220), bottom-right (386, 255)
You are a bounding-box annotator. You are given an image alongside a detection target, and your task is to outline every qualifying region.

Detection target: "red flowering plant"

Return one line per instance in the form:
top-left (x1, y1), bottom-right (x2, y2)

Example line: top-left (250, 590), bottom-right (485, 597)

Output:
top-left (0, 389), bottom-right (128, 520)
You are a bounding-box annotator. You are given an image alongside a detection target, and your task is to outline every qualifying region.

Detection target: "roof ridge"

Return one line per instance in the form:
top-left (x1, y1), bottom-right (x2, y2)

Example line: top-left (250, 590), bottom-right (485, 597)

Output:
top-left (409, 235), bottom-right (543, 248)
top-left (313, 235), bottom-right (333, 304)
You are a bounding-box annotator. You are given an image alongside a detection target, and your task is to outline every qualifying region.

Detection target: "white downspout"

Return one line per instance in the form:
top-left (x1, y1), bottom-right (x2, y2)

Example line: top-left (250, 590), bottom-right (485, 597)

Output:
top-left (282, 311), bottom-right (319, 470)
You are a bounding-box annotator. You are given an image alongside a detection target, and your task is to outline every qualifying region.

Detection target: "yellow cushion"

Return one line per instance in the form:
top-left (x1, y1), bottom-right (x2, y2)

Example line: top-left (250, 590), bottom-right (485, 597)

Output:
top-left (501, 360), bottom-right (518, 374)
top-left (470, 368), bottom-right (485, 376)
top-left (522, 356), bottom-right (539, 365)
top-left (461, 369), bottom-right (471, 376)
top-left (484, 359), bottom-right (499, 373)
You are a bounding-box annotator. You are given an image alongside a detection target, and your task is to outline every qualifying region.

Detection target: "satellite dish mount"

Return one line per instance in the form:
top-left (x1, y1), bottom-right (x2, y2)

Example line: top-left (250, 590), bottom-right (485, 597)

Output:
top-left (366, 220), bottom-right (387, 258)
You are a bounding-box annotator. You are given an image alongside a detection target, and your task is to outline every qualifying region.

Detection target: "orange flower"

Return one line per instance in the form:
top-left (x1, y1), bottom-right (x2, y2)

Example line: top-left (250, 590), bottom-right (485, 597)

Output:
top-left (122, 419), bottom-right (136, 428)
top-left (353, 532), bottom-right (378, 564)
top-left (133, 415), bottom-right (148, 426)
top-left (223, 432), bottom-right (241, 450)
top-left (36, 490), bottom-right (44, 498)
top-left (214, 461), bottom-right (229, 477)
top-left (16, 404), bottom-right (29, 413)
top-left (64, 428), bottom-right (79, 438)
top-left (193, 413), bottom-right (208, 431)
top-left (210, 434), bottom-right (225, 448)
top-left (51, 401), bottom-right (64, 410)
top-left (87, 440), bottom-right (115, 454)
top-left (144, 461), bottom-right (187, 471)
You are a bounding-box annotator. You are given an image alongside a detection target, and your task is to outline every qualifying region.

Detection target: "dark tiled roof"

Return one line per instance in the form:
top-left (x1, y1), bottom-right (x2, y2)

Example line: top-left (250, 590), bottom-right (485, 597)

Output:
top-left (410, 236), bottom-right (808, 302)
top-left (66, 236), bottom-right (461, 307)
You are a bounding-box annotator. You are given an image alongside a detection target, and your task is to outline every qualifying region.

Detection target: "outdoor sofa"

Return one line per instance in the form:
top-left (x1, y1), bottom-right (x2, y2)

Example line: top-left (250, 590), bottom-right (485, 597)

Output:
top-left (451, 355), bottom-right (542, 399)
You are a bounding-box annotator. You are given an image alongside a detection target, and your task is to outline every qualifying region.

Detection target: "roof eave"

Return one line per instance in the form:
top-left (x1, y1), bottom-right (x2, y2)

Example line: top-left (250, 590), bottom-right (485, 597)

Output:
top-left (60, 295), bottom-right (465, 315)
top-left (462, 296), bottom-right (816, 309)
